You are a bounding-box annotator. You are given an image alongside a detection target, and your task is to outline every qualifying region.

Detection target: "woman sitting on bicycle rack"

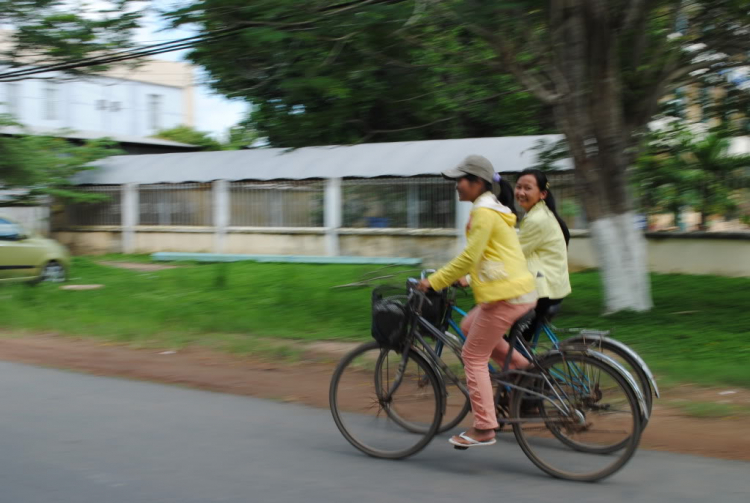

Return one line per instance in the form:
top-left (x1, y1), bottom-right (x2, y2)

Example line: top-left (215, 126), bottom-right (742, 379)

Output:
top-left (514, 169), bottom-right (572, 341)
top-left (417, 155), bottom-right (537, 448)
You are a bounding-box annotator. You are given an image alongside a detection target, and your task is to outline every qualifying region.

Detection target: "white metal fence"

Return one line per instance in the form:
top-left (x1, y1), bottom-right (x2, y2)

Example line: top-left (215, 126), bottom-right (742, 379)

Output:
top-left (63, 185), bottom-right (122, 226)
top-left (230, 180), bottom-right (324, 227)
top-left (342, 177), bottom-right (456, 229)
top-left (58, 174), bottom-right (586, 230)
top-left (138, 183), bottom-right (213, 227)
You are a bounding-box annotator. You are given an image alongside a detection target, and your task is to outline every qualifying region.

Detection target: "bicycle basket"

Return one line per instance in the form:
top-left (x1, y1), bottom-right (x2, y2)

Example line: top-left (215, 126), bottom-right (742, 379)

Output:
top-left (371, 286), bottom-right (409, 349)
top-left (405, 280), bottom-right (449, 329)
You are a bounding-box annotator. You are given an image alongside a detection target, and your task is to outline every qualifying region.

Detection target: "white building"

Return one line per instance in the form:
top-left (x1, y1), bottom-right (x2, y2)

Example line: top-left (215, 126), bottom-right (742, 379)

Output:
top-left (0, 30), bottom-right (197, 153)
top-left (1, 58), bottom-right (194, 139)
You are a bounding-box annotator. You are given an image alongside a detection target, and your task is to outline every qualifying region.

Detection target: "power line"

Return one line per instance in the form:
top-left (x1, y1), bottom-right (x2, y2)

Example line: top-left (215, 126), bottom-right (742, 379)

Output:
top-left (0, 0), bottom-right (407, 82)
top-left (0, 29), bottom-right (242, 82)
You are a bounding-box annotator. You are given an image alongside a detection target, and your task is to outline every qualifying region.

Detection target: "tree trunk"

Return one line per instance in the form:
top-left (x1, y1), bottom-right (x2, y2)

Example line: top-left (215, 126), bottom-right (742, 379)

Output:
top-left (567, 142), bottom-right (653, 313)
top-left (589, 213), bottom-right (653, 313)
top-left (550, 2), bottom-right (653, 313)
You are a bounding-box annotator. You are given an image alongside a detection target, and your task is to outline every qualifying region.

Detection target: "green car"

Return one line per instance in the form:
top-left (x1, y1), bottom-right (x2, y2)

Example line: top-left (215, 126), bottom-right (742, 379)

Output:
top-left (0, 216), bottom-right (70, 283)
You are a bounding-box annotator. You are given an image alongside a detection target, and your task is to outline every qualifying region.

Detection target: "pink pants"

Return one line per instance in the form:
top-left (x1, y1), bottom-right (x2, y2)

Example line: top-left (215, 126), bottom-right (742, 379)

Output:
top-left (460, 300), bottom-right (537, 430)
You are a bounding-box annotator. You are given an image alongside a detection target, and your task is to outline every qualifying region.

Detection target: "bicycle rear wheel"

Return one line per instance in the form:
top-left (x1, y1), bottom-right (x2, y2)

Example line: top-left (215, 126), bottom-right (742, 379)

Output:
top-left (563, 337), bottom-right (654, 425)
top-left (329, 341), bottom-right (443, 459)
top-left (511, 353), bottom-right (642, 482)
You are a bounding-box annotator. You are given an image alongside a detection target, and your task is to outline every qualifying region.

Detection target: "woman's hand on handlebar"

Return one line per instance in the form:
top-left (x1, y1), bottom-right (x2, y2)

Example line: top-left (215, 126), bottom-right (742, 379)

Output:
top-left (454, 277), bottom-right (470, 288)
top-left (416, 278), bottom-right (432, 292)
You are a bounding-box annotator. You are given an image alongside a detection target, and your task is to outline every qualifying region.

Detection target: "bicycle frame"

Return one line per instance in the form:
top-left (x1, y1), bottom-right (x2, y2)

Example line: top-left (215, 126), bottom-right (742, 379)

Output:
top-left (437, 305), bottom-right (615, 407)
top-left (383, 302), bottom-right (579, 423)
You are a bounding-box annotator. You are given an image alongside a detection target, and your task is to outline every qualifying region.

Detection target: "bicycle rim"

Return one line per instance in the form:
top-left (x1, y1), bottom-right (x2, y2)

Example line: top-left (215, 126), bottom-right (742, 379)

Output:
top-left (329, 341), bottom-right (442, 459)
top-left (511, 353), bottom-right (642, 482)
top-left (411, 336), bottom-right (470, 434)
top-left (577, 339), bottom-right (654, 425)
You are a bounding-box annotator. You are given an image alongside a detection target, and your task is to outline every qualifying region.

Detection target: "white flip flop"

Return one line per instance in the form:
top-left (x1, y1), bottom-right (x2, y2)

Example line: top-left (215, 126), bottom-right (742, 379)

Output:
top-left (449, 432), bottom-right (497, 448)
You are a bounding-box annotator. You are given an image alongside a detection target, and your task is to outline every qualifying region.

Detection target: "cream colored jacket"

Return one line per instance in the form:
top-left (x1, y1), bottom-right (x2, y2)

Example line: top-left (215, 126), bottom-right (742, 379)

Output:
top-left (519, 201), bottom-right (572, 300)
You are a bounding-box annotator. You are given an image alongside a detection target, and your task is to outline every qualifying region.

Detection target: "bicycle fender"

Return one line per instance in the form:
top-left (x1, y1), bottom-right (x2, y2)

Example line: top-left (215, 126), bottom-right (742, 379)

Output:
top-left (564, 335), bottom-right (660, 398)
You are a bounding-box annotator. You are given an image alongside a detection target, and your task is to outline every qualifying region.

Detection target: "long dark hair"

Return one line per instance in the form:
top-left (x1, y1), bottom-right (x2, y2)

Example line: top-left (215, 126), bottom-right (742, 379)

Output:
top-left (464, 174), bottom-right (517, 215)
top-left (518, 169), bottom-right (570, 246)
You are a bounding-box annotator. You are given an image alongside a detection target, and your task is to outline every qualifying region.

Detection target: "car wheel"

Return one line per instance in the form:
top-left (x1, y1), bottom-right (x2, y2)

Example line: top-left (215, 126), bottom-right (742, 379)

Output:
top-left (40, 261), bottom-right (67, 283)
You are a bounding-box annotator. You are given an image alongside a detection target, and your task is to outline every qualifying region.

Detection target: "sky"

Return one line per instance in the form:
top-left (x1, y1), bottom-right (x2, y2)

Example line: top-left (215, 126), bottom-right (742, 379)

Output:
top-left (129, 1), bottom-right (249, 140)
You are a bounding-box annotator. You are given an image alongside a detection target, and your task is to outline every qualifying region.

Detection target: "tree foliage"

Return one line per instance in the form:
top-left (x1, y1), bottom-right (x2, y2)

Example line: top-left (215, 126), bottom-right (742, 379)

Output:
top-left (0, 0), bottom-right (144, 79)
top-left (0, 116), bottom-right (122, 205)
top-left (153, 125), bottom-right (225, 151)
top-left (635, 124), bottom-right (750, 229)
top-left (0, 1), bottom-right (145, 204)
top-left (166, 0), bottom-right (555, 147)
top-left (154, 125), bottom-right (259, 150)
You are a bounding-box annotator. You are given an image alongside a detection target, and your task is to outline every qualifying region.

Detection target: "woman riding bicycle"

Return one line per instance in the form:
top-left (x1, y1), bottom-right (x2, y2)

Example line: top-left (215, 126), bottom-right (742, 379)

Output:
top-left (514, 169), bottom-right (572, 341)
top-left (417, 155), bottom-right (537, 448)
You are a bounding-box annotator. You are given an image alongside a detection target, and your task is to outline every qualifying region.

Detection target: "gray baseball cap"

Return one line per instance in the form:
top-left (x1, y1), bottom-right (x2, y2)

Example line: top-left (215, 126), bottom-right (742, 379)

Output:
top-left (442, 155), bottom-right (495, 184)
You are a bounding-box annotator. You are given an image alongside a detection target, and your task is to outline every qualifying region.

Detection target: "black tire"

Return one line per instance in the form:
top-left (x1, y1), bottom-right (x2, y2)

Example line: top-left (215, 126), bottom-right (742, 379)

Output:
top-left (383, 337), bottom-right (471, 434)
top-left (433, 339), bottom-right (471, 433)
top-left (511, 353), bottom-right (642, 482)
top-left (562, 338), bottom-right (653, 425)
top-left (329, 341), bottom-right (443, 459)
top-left (38, 261), bottom-right (67, 283)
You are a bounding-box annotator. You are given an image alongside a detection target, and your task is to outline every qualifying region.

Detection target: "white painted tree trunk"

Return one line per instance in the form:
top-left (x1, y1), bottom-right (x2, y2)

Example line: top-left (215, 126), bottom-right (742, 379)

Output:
top-left (589, 212), bottom-right (652, 313)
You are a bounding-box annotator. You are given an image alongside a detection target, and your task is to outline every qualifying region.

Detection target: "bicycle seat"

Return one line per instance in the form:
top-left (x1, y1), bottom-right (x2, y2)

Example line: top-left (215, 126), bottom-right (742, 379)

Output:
top-left (544, 302), bottom-right (562, 323)
top-left (508, 308), bottom-right (536, 341)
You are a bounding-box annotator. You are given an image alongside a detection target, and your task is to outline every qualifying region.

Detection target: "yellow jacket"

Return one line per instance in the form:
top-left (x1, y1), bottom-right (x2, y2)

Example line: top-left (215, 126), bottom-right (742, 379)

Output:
top-left (519, 201), bottom-right (571, 300)
top-left (429, 192), bottom-right (536, 303)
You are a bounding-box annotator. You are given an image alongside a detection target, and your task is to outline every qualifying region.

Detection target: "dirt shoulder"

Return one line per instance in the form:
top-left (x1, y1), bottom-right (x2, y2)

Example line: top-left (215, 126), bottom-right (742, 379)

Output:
top-left (1, 334), bottom-right (748, 462)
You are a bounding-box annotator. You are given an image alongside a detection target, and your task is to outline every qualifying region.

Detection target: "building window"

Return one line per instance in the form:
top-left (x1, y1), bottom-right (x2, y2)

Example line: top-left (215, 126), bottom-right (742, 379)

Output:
top-left (43, 83), bottom-right (59, 120)
top-left (148, 94), bottom-right (162, 130)
top-left (5, 83), bottom-right (19, 117)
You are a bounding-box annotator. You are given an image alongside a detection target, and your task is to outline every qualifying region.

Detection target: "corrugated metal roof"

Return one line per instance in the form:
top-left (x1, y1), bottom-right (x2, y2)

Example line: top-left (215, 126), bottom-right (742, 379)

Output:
top-left (0, 126), bottom-right (198, 148)
top-left (75, 135), bottom-right (570, 185)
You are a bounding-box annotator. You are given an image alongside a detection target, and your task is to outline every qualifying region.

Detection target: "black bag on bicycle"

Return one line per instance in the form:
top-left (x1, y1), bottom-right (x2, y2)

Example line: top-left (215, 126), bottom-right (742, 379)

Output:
top-left (405, 281), bottom-right (448, 329)
top-left (371, 287), bottom-right (408, 349)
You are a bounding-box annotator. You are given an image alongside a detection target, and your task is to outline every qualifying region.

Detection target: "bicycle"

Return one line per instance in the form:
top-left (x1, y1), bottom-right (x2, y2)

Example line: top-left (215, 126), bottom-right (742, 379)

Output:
top-left (329, 282), bottom-right (647, 482)
top-left (424, 273), bottom-right (659, 435)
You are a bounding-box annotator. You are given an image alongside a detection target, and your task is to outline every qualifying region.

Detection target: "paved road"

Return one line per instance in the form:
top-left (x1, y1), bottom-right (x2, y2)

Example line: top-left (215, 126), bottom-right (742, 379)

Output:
top-left (0, 360), bottom-right (747, 503)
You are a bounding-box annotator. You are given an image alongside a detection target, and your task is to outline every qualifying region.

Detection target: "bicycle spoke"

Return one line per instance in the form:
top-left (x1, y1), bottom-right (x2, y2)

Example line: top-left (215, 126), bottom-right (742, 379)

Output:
top-left (511, 353), bottom-right (641, 482)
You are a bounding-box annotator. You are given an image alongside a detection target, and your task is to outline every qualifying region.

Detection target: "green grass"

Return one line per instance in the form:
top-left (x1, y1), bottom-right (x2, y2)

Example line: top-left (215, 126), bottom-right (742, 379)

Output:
top-left (665, 400), bottom-right (750, 418)
top-left (1, 257), bottom-right (749, 387)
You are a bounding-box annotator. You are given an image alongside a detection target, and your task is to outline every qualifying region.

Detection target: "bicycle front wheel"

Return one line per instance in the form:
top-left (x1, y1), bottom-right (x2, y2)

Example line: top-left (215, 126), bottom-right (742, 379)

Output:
top-left (511, 353), bottom-right (642, 482)
top-left (402, 334), bottom-right (470, 434)
top-left (329, 341), bottom-right (443, 459)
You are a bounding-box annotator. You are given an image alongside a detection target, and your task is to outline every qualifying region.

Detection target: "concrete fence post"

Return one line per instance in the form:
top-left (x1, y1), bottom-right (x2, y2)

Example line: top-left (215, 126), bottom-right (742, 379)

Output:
top-left (213, 179), bottom-right (230, 254)
top-left (324, 177), bottom-right (342, 256)
top-left (455, 190), bottom-right (471, 252)
top-left (122, 183), bottom-right (139, 254)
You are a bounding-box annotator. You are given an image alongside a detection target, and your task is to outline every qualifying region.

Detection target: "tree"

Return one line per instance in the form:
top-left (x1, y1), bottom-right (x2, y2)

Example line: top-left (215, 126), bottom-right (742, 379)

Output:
top-left (675, 133), bottom-right (750, 229)
top-left (154, 125), bottom-right (225, 151)
top-left (154, 125), bottom-right (259, 150)
top-left (0, 116), bottom-right (122, 205)
top-left (166, 1), bottom-right (555, 147)
top-left (634, 124), bottom-right (701, 228)
top-left (0, 1), bottom-right (144, 204)
top-left (168, 1), bottom-right (750, 312)
top-left (0, 1), bottom-right (144, 79)
top-left (634, 124), bottom-right (750, 230)
top-left (224, 125), bottom-right (259, 150)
